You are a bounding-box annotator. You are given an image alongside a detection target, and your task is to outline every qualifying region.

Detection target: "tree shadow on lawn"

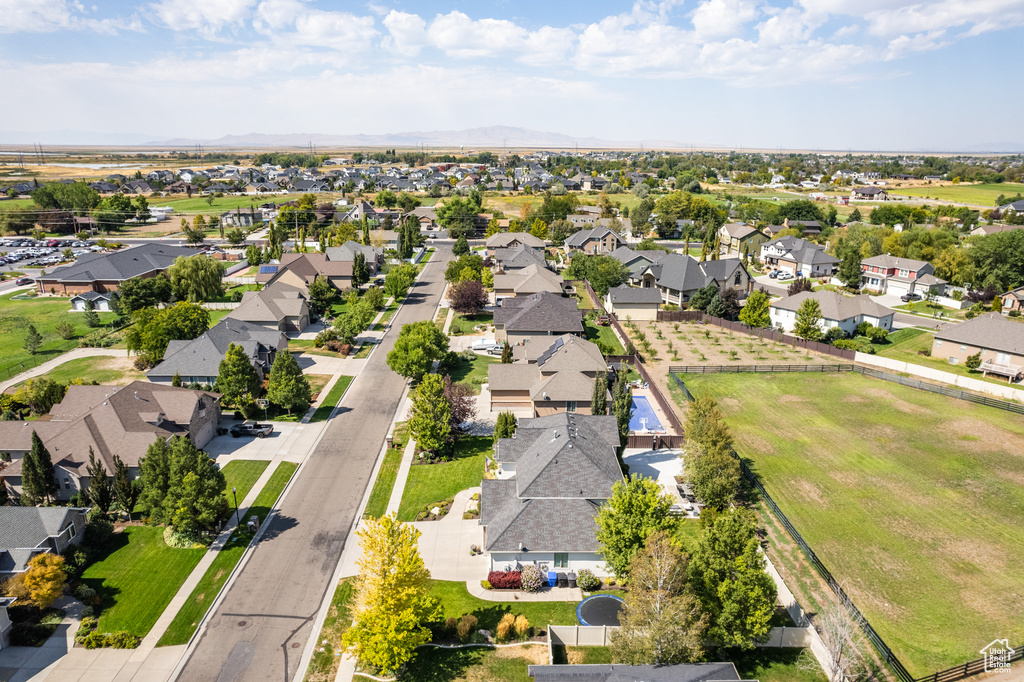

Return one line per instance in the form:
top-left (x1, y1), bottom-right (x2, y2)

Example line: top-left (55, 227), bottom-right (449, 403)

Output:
top-left (404, 646), bottom-right (488, 682)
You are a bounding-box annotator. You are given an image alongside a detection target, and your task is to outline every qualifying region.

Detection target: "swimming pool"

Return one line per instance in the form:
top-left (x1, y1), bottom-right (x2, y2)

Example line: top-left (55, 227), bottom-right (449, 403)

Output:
top-left (629, 395), bottom-right (663, 432)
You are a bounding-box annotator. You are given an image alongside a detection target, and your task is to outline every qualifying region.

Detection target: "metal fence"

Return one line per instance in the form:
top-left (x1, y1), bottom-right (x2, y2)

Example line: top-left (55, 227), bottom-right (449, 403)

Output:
top-left (672, 368), bottom-right (1024, 682)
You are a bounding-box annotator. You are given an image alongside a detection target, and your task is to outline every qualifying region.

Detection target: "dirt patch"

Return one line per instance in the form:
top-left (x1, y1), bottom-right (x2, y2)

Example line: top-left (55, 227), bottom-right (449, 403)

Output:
top-left (777, 395), bottom-right (807, 404)
top-left (491, 644), bottom-right (547, 665)
top-left (842, 394), bottom-right (870, 403)
top-left (941, 419), bottom-right (1023, 455)
top-left (792, 480), bottom-right (831, 508)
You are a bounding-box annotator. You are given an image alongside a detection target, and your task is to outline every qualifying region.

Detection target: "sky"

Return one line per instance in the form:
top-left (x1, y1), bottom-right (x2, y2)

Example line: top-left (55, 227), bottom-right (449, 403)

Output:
top-left (1, 0), bottom-right (1023, 150)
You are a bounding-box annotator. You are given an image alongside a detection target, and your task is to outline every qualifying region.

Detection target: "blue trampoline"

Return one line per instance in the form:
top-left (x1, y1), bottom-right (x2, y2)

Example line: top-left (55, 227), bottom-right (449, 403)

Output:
top-left (577, 594), bottom-right (624, 626)
top-left (629, 395), bottom-right (663, 432)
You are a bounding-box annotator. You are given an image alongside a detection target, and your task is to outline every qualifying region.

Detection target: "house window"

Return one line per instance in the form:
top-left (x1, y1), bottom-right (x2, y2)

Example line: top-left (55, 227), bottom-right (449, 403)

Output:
top-left (936, 340), bottom-right (942, 346)
top-left (63, 478), bottom-right (71, 490)
top-left (554, 553), bottom-right (568, 568)
top-left (566, 401), bottom-right (577, 413)
top-left (67, 524), bottom-right (76, 539)
top-left (961, 345), bottom-right (967, 352)
top-left (734, 272), bottom-right (742, 285)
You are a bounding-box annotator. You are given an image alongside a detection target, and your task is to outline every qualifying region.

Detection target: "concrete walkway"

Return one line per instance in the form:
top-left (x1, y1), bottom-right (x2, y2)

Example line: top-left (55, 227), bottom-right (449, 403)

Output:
top-left (0, 596), bottom-right (81, 682)
top-left (409, 488), bottom-right (487, 581)
top-left (0, 347), bottom-right (123, 393)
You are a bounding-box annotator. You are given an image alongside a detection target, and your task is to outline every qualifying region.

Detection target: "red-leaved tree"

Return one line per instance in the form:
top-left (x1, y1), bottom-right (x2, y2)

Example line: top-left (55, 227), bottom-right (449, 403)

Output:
top-left (448, 279), bottom-right (487, 315)
top-left (443, 375), bottom-right (477, 437)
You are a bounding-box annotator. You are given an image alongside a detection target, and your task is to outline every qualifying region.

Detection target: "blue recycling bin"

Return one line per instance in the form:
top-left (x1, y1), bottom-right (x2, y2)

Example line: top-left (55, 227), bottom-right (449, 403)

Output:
top-left (547, 571), bottom-right (557, 587)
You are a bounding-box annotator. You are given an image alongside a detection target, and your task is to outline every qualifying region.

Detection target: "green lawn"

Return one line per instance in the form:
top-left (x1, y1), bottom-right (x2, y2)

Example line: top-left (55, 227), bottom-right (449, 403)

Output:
top-left (0, 291), bottom-right (118, 379)
top-left (873, 327), bottom-right (1019, 388)
top-left (584, 318), bottom-right (625, 354)
top-left (427, 579), bottom-right (579, 631)
top-left (894, 300), bottom-right (965, 320)
top-left (304, 579), bottom-right (354, 682)
top-left (155, 527), bottom-right (255, 647)
top-left (552, 645), bottom-right (613, 664)
top-left (363, 446), bottom-right (404, 519)
top-left (309, 375), bottom-right (353, 422)
top-left (8, 355), bottom-right (143, 390)
top-left (247, 461), bottom-right (299, 525)
top-left (80, 526), bottom-right (206, 638)
top-left (683, 372), bottom-right (1024, 676)
top-left (445, 353), bottom-right (498, 395)
top-left (221, 460), bottom-right (270, 508)
top-left (403, 644), bottom-right (547, 682)
top-left (888, 182), bottom-right (1024, 206)
top-left (448, 311), bottom-right (493, 336)
top-left (397, 437), bottom-right (491, 522)
top-left (725, 647), bottom-right (826, 682)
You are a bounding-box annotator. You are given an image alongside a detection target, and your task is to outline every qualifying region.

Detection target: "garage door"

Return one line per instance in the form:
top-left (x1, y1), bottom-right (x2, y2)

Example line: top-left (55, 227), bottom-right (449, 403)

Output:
top-left (887, 280), bottom-right (911, 296)
top-left (193, 422), bottom-right (216, 448)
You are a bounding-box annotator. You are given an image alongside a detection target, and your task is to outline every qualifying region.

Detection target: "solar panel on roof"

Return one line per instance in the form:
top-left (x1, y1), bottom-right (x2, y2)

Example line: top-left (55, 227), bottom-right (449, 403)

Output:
top-left (259, 265), bottom-right (279, 274)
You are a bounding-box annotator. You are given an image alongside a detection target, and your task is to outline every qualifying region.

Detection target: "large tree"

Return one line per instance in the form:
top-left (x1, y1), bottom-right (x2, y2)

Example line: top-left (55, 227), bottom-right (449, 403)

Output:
top-left (610, 531), bottom-right (707, 665)
top-left (493, 411), bottom-right (516, 446)
top-left (408, 374), bottom-right (451, 454)
top-left (307, 275), bottom-right (337, 316)
top-left (563, 254), bottom-right (629, 296)
top-left (688, 509), bottom-right (777, 648)
top-left (452, 235), bottom-right (470, 256)
top-left (86, 447), bottom-right (114, 514)
top-left (112, 454), bottom-right (138, 519)
top-left (117, 274), bottom-right (173, 314)
top-left (386, 321), bottom-right (450, 381)
top-left (793, 297), bottom-right (823, 341)
top-left (448, 279), bottom-right (487, 315)
top-left (444, 254), bottom-right (483, 284)
top-left (436, 193), bottom-right (482, 239)
top-left (160, 436), bottom-right (229, 534)
top-left (9, 553), bottom-right (67, 609)
top-left (266, 350), bottom-right (312, 415)
top-left (684, 397), bottom-right (740, 510)
top-left (442, 375), bottom-right (477, 438)
top-left (22, 431), bottom-right (57, 505)
top-left (217, 342), bottom-right (262, 405)
top-left (610, 372), bottom-right (634, 447)
top-left (342, 514), bottom-right (440, 675)
top-left (384, 263), bottom-right (418, 300)
top-left (352, 252), bottom-right (370, 286)
top-left (738, 289), bottom-right (771, 328)
top-left (138, 438), bottom-right (174, 519)
top-left (687, 283), bottom-right (718, 312)
top-left (167, 254), bottom-right (224, 302)
top-left (591, 372), bottom-right (608, 416)
top-left (595, 475), bottom-right (679, 578)
top-left (125, 302), bottom-right (210, 364)
top-left (837, 244), bottom-right (863, 289)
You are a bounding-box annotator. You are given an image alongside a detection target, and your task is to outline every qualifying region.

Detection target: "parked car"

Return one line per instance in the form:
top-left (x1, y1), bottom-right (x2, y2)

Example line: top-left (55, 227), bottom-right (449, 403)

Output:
top-left (900, 293), bottom-right (922, 302)
top-left (229, 421), bottom-right (274, 438)
top-left (15, 277), bottom-right (33, 286)
top-left (768, 270), bottom-right (781, 279)
top-left (777, 272), bottom-right (794, 281)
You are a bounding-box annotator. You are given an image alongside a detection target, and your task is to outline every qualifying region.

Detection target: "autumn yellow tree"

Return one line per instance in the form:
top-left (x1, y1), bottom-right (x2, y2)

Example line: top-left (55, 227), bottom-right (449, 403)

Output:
top-left (342, 514), bottom-right (439, 674)
top-left (3, 553), bottom-right (68, 609)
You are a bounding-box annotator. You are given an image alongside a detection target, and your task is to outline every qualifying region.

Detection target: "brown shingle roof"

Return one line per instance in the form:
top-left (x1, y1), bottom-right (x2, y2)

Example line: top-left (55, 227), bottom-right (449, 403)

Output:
top-left (934, 313), bottom-right (1024, 356)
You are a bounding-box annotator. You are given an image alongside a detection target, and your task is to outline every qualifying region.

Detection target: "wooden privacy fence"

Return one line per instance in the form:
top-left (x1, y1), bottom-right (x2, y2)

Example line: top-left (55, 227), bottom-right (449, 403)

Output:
top-left (656, 309), bottom-right (857, 360)
top-left (672, 368), bottom-right (1024, 682)
top-left (604, 353), bottom-right (685, 436)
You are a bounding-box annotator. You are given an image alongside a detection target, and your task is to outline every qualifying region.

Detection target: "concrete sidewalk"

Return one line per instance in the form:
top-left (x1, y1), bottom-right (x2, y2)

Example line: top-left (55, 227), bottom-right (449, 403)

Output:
top-left (0, 348), bottom-right (123, 393)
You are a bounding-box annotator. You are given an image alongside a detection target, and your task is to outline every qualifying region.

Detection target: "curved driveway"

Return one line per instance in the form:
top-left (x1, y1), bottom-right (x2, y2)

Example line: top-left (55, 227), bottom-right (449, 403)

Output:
top-left (177, 245), bottom-right (452, 682)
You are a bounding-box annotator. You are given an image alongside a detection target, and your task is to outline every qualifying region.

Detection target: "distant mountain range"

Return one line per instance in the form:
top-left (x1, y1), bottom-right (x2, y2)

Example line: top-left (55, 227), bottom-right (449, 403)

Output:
top-left (146, 125), bottom-right (686, 150)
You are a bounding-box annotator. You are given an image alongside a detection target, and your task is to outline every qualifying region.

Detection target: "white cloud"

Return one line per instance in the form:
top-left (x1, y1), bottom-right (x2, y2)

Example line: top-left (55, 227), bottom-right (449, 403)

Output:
top-left (691, 0), bottom-right (760, 39)
top-left (885, 30), bottom-right (951, 60)
top-left (149, 0), bottom-right (255, 35)
top-left (426, 11), bottom-right (528, 59)
top-left (0, 0), bottom-right (140, 34)
top-left (381, 10), bottom-right (428, 56)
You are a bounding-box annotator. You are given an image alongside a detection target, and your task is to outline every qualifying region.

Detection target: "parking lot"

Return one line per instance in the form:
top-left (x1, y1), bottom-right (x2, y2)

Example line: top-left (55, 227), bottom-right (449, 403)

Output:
top-left (0, 237), bottom-right (98, 275)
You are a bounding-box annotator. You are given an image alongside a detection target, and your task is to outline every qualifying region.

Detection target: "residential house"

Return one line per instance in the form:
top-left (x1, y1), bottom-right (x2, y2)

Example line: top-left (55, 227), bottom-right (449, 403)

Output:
top-left (638, 254), bottom-right (752, 307)
top-left (409, 206), bottom-right (438, 229)
top-left (931, 313), bottom-right (1024, 381)
top-left (563, 227), bottom-right (626, 257)
top-left (493, 244), bottom-right (548, 272)
top-left (860, 254), bottom-right (944, 296)
top-left (221, 211), bottom-right (260, 229)
top-left (486, 232), bottom-right (546, 255)
top-left (760, 236), bottom-right (839, 278)
top-left (257, 253), bottom-right (357, 292)
top-left (998, 199), bottom-right (1024, 214)
top-left (147, 319), bottom-right (287, 385)
top-left (0, 383), bottom-right (220, 502)
top-left (226, 281), bottom-right (311, 332)
top-left (34, 243), bottom-right (194, 296)
top-left (608, 246), bottom-right (666, 286)
top-left (494, 291), bottom-right (583, 346)
top-left (324, 241), bottom-right (385, 269)
top-left (0, 507), bottom-right (88, 579)
top-left (367, 229), bottom-right (399, 251)
top-left (69, 291), bottom-right (116, 312)
top-left (782, 219), bottom-right (822, 237)
top-left (481, 413), bottom-right (623, 574)
top-left (852, 186), bottom-right (888, 200)
top-left (489, 335), bottom-right (607, 414)
top-left (970, 224), bottom-right (1021, 237)
top-left (605, 284), bottom-right (662, 321)
top-left (719, 223), bottom-right (767, 257)
top-left (493, 263), bottom-right (563, 301)
top-left (769, 290), bottom-right (894, 335)
top-left (1000, 286), bottom-right (1024, 313)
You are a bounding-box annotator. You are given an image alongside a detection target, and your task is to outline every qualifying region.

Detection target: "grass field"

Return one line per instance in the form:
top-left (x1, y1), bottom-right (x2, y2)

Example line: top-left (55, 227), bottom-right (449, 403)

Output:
top-left (682, 372), bottom-right (1024, 675)
top-left (155, 527), bottom-right (254, 647)
top-left (0, 291), bottom-right (118, 379)
top-left (403, 644), bottom-right (548, 682)
top-left (304, 579), bottom-right (354, 682)
top-left (446, 353), bottom-right (498, 395)
top-left (873, 327), bottom-right (1020, 388)
top-left (887, 182), bottom-right (1024, 207)
top-left (448, 311), bottom-right (493, 336)
top-left (221, 460), bottom-right (270, 508)
top-left (427, 579), bottom-right (579, 630)
top-left (584, 318), bottom-right (625, 354)
top-left (309, 375), bottom-right (353, 422)
top-left (247, 461), bottom-right (298, 525)
top-left (362, 445), bottom-right (404, 519)
top-left (397, 437), bottom-right (491, 521)
top-left (7, 355), bottom-right (143, 390)
top-left (81, 526), bottom-right (206, 637)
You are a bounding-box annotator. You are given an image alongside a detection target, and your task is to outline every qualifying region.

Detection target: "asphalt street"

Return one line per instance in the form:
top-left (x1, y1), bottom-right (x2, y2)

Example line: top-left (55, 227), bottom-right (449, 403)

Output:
top-left (176, 244), bottom-right (452, 682)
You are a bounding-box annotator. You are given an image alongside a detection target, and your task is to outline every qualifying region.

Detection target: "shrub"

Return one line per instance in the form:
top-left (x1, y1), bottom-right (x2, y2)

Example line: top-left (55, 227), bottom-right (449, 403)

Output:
top-left (575, 569), bottom-right (600, 591)
top-left (81, 631), bottom-right (107, 649)
top-left (81, 605), bottom-right (94, 618)
top-left (74, 584), bottom-right (97, 604)
top-left (520, 564), bottom-right (544, 592)
top-left (495, 613), bottom-right (515, 643)
top-left (823, 326), bottom-right (846, 343)
top-left (79, 331), bottom-right (113, 348)
top-left (85, 517), bottom-right (114, 547)
top-left (513, 615), bottom-right (530, 641)
top-left (456, 614), bottom-right (478, 643)
top-left (1009, 309), bottom-right (1020, 318)
top-left (479, 580), bottom-right (491, 590)
top-left (105, 631), bottom-right (140, 649)
top-left (487, 571), bottom-right (522, 590)
top-left (62, 547), bottom-right (92, 578)
top-left (855, 321), bottom-right (871, 337)
top-left (74, 616), bottom-right (98, 645)
top-left (832, 339), bottom-right (859, 351)
top-left (866, 326), bottom-right (889, 343)
top-left (444, 616), bottom-right (458, 636)
top-left (965, 352), bottom-right (982, 370)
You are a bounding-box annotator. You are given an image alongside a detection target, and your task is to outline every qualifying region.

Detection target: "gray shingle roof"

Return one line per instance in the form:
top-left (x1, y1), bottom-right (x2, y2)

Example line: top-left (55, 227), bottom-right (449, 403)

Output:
top-left (488, 364), bottom-right (542, 391)
top-left (0, 507), bottom-right (87, 573)
top-left (607, 284), bottom-right (661, 305)
top-left (527, 662), bottom-right (742, 681)
top-left (533, 335), bottom-right (606, 374)
top-left (325, 241), bottom-right (382, 263)
top-left (495, 291), bottom-right (582, 334)
top-left (861, 254), bottom-right (929, 272)
top-left (564, 227), bottom-right (623, 248)
top-left (493, 263), bottom-right (562, 295)
top-left (494, 244), bottom-right (548, 270)
top-left (934, 313), bottom-right (1024, 356)
top-left (36, 244), bottom-right (195, 284)
top-left (770, 290), bottom-right (892, 321)
top-left (764, 236), bottom-right (839, 267)
top-left (487, 232), bottom-right (546, 248)
top-left (227, 281), bottom-right (308, 325)
top-left (148, 320), bottom-right (285, 378)
top-left (530, 371), bottom-right (598, 402)
top-left (644, 253), bottom-right (746, 293)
